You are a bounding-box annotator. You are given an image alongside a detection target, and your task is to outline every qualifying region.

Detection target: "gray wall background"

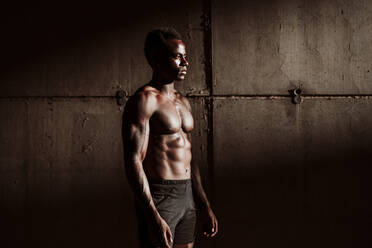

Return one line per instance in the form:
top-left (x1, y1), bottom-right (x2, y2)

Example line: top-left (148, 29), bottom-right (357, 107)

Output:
top-left (0, 0), bottom-right (371, 247)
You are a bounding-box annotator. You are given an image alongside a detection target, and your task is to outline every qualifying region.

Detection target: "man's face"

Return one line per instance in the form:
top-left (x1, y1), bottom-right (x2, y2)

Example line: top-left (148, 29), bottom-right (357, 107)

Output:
top-left (155, 39), bottom-right (189, 82)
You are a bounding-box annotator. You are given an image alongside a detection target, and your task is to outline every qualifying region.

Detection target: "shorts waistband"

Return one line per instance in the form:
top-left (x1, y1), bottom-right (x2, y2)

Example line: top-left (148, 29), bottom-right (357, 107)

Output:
top-left (148, 178), bottom-right (192, 185)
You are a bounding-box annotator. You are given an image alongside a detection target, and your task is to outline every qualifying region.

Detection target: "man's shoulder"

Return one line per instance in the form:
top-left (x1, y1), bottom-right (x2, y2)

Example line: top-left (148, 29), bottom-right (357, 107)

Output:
top-left (130, 85), bottom-right (160, 104)
top-left (134, 85), bottom-right (159, 98)
top-left (124, 85), bottom-right (160, 117)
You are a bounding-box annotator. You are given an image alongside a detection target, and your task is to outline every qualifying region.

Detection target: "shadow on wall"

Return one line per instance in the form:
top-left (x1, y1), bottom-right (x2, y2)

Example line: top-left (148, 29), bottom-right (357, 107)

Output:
top-left (0, 0), bottom-right (203, 96)
top-left (0, 99), bottom-right (139, 248)
top-left (213, 148), bottom-right (371, 248)
top-left (0, 1), bottom-right (187, 72)
top-left (2, 186), bottom-right (137, 248)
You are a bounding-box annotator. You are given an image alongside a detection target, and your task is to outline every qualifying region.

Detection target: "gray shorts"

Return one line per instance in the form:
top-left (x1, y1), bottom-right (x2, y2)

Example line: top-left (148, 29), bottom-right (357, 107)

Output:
top-left (136, 179), bottom-right (197, 247)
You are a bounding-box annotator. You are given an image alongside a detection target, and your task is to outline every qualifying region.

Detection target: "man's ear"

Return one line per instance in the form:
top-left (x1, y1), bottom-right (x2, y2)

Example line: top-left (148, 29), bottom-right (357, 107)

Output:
top-left (150, 55), bottom-right (161, 70)
top-left (148, 57), bottom-right (155, 69)
top-left (150, 48), bottom-right (164, 69)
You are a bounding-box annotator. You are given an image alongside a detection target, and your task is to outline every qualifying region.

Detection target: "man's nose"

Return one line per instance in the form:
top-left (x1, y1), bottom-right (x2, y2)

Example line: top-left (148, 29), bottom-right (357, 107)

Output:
top-left (180, 57), bottom-right (189, 67)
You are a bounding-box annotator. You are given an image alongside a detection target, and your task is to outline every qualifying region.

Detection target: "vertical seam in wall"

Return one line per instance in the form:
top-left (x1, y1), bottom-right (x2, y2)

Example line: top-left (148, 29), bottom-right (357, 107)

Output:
top-left (22, 102), bottom-right (31, 243)
top-left (203, 0), bottom-right (215, 205)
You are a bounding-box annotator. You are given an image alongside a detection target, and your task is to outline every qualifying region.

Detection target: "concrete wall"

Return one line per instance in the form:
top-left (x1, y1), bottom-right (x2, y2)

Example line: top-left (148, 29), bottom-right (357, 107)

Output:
top-left (1, 0), bottom-right (371, 247)
top-left (212, 1), bottom-right (372, 247)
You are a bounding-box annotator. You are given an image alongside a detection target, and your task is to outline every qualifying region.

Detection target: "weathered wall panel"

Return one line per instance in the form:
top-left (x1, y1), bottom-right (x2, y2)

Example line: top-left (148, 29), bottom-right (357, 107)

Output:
top-left (213, 98), bottom-right (302, 247)
top-left (0, 99), bottom-right (132, 247)
top-left (299, 98), bottom-right (372, 248)
top-left (213, 0), bottom-right (372, 95)
top-left (213, 98), bottom-right (372, 247)
top-left (0, 1), bottom-right (206, 97)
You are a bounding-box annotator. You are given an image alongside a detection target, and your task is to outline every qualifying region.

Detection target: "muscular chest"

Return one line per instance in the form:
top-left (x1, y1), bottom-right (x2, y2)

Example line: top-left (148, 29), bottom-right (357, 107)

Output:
top-left (150, 100), bottom-right (194, 135)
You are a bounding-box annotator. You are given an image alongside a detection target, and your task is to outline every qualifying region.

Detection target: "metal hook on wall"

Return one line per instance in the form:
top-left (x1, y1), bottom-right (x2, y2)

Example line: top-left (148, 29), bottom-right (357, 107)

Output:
top-left (289, 88), bottom-right (303, 104)
top-left (116, 90), bottom-right (128, 106)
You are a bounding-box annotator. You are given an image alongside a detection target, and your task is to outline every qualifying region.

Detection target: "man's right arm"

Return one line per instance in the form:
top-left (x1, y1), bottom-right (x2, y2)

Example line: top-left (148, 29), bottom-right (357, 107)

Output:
top-left (122, 93), bottom-right (158, 215)
top-left (122, 92), bottom-right (173, 247)
top-left (122, 92), bottom-right (158, 216)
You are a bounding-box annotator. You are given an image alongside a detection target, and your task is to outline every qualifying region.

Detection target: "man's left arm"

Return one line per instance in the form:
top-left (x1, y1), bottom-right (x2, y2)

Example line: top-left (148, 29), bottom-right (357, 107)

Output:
top-left (182, 95), bottom-right (218, 238)
top-left (189, 146), bottom-right (218, 237)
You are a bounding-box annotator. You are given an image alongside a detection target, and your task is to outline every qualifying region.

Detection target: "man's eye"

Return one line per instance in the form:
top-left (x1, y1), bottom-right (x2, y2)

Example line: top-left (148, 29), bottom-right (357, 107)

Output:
top-left (172, 54), bottom-right (186, 59)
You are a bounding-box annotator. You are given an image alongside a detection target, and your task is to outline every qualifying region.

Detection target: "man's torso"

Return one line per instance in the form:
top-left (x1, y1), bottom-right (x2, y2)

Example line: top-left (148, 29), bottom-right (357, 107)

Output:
top-left (138, 85), bottom-right (194, 180)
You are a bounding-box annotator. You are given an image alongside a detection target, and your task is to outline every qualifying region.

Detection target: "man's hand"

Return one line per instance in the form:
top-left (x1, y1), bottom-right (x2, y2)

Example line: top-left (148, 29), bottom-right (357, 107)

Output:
top-left (153, 215), bottom-right (173, 248)
top-left (201, 207), bottom-right (218, 238)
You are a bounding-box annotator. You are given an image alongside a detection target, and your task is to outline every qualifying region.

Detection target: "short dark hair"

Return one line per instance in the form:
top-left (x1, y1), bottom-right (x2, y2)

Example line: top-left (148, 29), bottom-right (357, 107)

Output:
top-left (144, 27), bottom-right (182, 66)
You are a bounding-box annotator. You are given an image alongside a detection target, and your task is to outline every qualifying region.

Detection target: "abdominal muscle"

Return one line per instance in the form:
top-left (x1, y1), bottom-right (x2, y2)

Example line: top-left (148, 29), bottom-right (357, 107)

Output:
top-left (143, 130), bottom-right (192, 180)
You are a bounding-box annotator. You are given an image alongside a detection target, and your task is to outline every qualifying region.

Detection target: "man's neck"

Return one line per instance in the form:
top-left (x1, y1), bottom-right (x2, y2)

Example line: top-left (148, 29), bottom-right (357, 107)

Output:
top-left (149, 76), bottom-right (176, 96)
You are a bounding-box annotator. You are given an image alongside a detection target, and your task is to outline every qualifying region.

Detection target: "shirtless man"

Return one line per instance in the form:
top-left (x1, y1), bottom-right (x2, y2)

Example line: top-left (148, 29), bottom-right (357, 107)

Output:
top-left (122, 28), bottom-right (218, 248)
